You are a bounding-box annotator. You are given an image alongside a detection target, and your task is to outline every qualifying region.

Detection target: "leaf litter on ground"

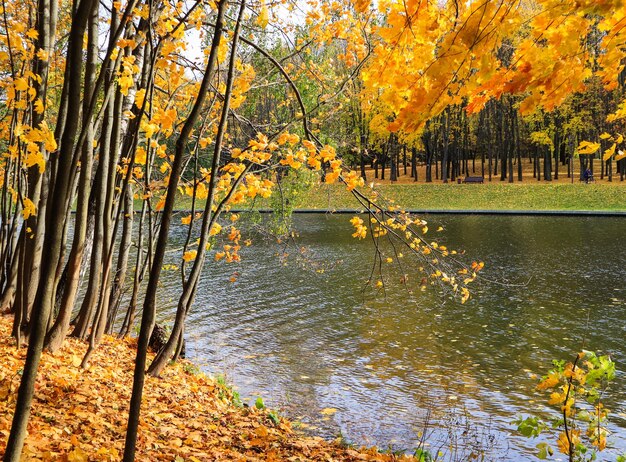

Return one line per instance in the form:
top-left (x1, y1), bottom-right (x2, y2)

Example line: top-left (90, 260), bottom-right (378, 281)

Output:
top-left (0, 315), bottom-right (416, 461)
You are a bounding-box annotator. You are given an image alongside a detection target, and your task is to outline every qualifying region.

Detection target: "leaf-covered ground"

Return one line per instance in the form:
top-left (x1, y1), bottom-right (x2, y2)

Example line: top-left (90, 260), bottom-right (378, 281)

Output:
top-left (0, 315), bottom-right (414, 461)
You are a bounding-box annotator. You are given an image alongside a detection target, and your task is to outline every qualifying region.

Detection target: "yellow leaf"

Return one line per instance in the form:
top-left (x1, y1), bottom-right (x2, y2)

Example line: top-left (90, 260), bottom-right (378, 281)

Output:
top-left (36, 48), bottom-right (49, 61)
top-left (557, 430), bottom-right (580, 455)
top-left (35, 121), bottom-right (57, 152)
top-left (256, 5), bottom-right (269, 29)
top-left (14, 77), bottom-right (29, 92)
top-left (67, 447), bottom-right (88, 462)
top-left (354, 0), bottom-right (370, 13)
top-left (135, 88), bottom-right (146, 108)
top-left (603, 143), bottom-right (616, 161)
top-left (537, 372), bottom-right (560, 390)
top-left (24, 148), bottom-right (46, 173)
top-left (209, 222), bottom-right (222, 236)
top-left (0, 383), bottom-right (10, 400)
top-left (320, 407), bottom-right (337, 415)
top-left (155, 195), bottom-right (166, 211)
top-left (183, 250), bottom-right (197, 262)
top-left (255, 425), bottom-right (269, 438)
top-left (118, 75), bottom-right (133, 96)
top-left (22, 198), bottom-right (37, 220)
top-left (135, 146), bottom-right (147, 165)
top-left (34, 98), bottom-right (44, 114)
top-left (599, 132), bottom-right (612, 140)
top-left (577, 141), bottom-right (600, 155)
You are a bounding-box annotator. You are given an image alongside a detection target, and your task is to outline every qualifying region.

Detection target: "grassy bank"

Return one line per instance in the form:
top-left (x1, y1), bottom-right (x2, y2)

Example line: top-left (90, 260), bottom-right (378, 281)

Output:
top-left (0, 315), bottom-right (414, 461)
top-left (173, 182), bottom-right (625, 213)
top-left (257, 182), bottom-right (626, 212)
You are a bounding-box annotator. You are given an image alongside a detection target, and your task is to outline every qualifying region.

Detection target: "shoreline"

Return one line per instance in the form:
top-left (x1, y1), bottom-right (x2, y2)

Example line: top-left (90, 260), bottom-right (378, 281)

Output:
top-left (168, 183), bottom-right (626, 215)
top-left (176, 208), bottom-right (626, 217)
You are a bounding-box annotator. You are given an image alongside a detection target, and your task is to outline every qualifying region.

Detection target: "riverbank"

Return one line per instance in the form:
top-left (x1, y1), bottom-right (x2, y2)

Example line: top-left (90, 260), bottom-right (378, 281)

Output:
top-left (294, 183), bottom-right (626, 212)
top-left (0, 315), bottom-right (415, 461)
top-left (173, 182), bottom-right (626, 214)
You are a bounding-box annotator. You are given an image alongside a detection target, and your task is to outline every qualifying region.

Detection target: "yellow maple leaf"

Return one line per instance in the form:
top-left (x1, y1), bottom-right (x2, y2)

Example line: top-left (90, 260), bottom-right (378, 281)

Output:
top-left (135, 146), bottom-right (147, 165)
top-left (135, 88), bottom-right (146, 109)
top-left (577, 141), bottom-right (600, 155)
top-left (36, 48), bottom-right (49, 61)
top-left (183, 250), bottom-right (197, 262)
top-left (118, 75), bottom-right (133, 96)
top-left (603, 143), bottom-right (616, 161)
top-left (22, 197), bottom-right (37, 220)
top-left (67, 447), bottom-right (88, 462)
top-left (155, 194), bottom-right (166, 211)
top-left (354, 0), bottom-right (371, 13)
top-left (557, 429), bottom-right (579, 455)
top-left (14, 77), bottom-right (29, 92)
top-left (34, 98), bottom-right (45, 114)
top-left (209, 222), bottom-right (222, 236)
top-left (537, 372), bottom-right (560, 390)
top-left (24, 147), bottom-right (46, 173)
top-left (256, 4), bottom-right (269, 29)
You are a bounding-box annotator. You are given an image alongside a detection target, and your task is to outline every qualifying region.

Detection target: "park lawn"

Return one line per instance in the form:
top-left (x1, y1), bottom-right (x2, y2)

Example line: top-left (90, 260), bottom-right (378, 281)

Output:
top-left (0, 315), bottom-right (413, 461)
top-left (169, 181), bottom-right (625, 213)
top-left (262, 182), bottom-right (626, 212)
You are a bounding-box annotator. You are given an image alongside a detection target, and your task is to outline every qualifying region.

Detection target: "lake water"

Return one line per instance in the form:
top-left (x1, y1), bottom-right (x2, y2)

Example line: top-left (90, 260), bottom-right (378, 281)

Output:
top-left (154, 214), bottom-right (626, 460)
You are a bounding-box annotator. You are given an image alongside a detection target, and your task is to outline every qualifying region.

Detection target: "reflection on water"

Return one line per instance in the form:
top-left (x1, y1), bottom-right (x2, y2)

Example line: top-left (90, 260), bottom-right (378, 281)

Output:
top-left (153, 214), bottom-right (626, 459)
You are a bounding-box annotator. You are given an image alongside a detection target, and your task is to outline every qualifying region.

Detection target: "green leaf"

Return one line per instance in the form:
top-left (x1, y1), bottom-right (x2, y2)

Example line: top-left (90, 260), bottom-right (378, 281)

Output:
top-left (516, 416), bottom-right (544, 438)
top-left (414, 448), bottom-right (433, 462)
top-left (268, 411), bottom-right (280, 425)
top-left (536, 442), bottom-right (553, 459)
top-left (255, 396), bottom-right (265, 410)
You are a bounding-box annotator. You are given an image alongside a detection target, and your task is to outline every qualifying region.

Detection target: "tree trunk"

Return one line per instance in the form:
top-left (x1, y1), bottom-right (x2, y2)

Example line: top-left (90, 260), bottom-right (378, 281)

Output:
top-left (3, 0), bottom-right (95, 456)
top-left (123, 1), bottom-right (231, 458)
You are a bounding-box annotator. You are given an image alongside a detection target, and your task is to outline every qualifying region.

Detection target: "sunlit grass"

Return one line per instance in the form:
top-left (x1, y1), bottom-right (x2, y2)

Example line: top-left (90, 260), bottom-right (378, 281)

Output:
top-left (171, 182), bottom-right (625, 212)
top-left (271, 183), bottom-right (626, 211)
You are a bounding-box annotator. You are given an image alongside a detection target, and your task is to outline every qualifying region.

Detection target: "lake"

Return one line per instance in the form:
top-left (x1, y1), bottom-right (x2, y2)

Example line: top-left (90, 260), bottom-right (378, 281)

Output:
top-left (154, 214), bottom-right (626, 460)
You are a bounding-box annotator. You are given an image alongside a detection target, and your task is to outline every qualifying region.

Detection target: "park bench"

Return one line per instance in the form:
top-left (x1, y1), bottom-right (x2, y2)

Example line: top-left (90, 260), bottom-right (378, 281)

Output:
top-left (463, 176), bottom-right (484, 184)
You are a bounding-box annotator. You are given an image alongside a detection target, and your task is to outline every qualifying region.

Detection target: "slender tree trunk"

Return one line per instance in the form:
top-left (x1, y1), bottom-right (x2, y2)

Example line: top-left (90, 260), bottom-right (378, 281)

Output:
top-left (46, 0), bottom-right (99, 350)
top-left (389, 135), bottom-right (397, 182)
top-left (106, 187), bottom-right (133, 333)
top-left (3, 0), bottom-right (94, 457)
top-left (441, 111), bottom-right (449, 183)
top-left (123, 1), bottom-right (230, 458)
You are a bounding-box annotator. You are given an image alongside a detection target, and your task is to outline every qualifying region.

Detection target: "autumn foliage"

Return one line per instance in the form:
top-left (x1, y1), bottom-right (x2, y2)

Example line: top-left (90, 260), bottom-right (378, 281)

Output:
top-left (0, 315), bottom-right (416, 461)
